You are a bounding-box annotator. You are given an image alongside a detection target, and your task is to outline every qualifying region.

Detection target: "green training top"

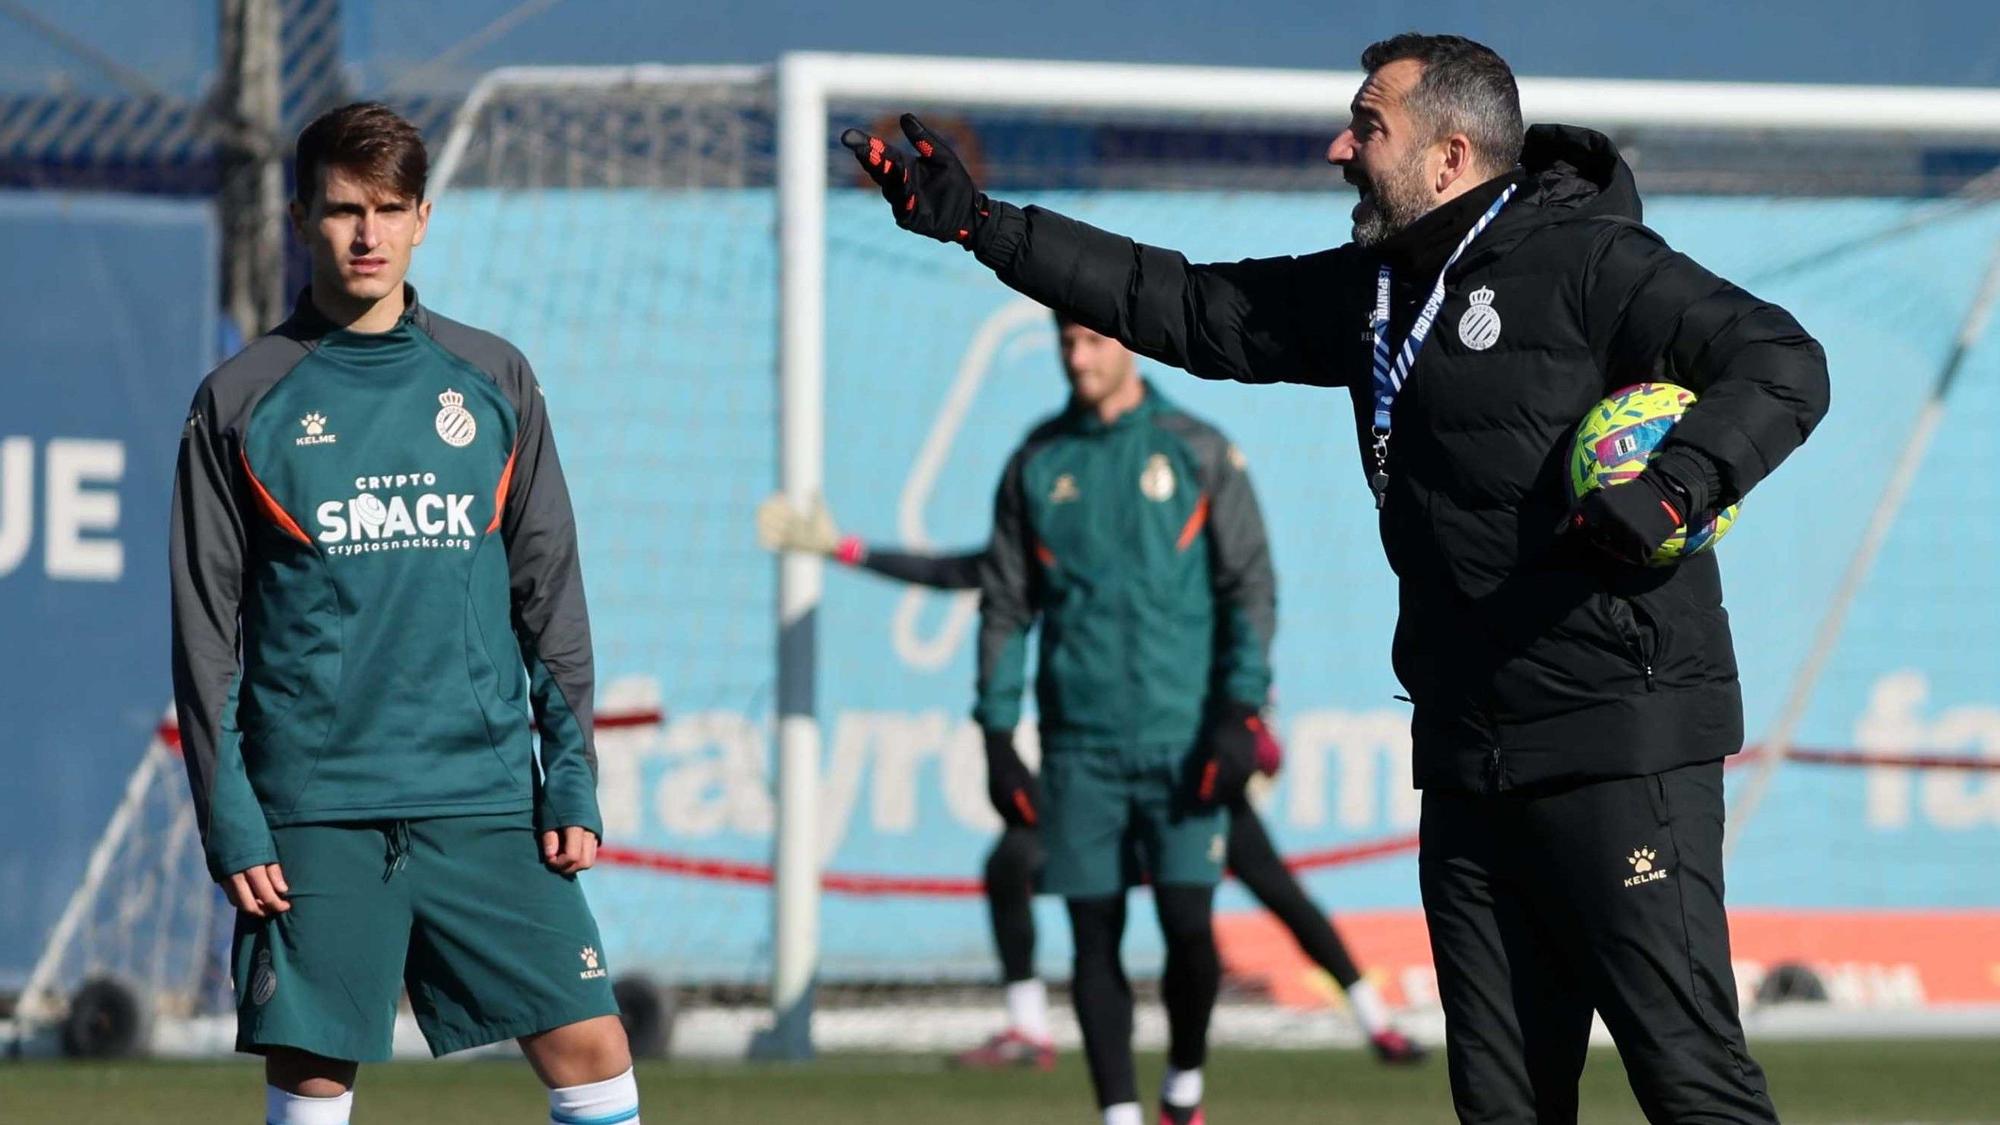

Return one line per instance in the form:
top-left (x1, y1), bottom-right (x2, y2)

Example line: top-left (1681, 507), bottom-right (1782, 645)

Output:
top-left (169, 287), bottom-right (599, 881)
top-left (975, 380), bottom-right (1276, 751)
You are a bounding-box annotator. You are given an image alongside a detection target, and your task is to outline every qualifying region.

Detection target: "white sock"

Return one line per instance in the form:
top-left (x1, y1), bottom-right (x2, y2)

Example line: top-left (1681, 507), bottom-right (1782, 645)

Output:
top-left (1005, 978), bottom-right (1051, 1041)
top-left (1347, 977), bottom-right (1394, 1037)
top-left (1103, 1102), bottom-right (1144, 1125)
top-left (549, 1067), bottom-right (640, 1125)
top-left (1161, 1065), bottom-right (1204, 1107)
top-left (265, 1086), bottom-right (352, 1125)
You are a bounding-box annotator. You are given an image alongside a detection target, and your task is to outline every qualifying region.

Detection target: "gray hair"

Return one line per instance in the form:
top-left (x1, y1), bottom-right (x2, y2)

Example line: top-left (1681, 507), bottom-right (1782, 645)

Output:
top-left (1360, 34), bottom-right (1524, 174)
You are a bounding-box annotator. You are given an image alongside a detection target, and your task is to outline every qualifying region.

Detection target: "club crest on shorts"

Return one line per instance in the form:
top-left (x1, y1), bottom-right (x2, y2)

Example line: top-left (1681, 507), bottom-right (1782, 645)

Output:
top-left (1458, 286), bottom-right (1502, 351)
top-left (251, 948), bottom-right (278, 1005)
top-left (435, 388), bottom-right (477, 447)
top-left (1623, 845), bottom-right (1669, 888)
top-left (1140, 453), bottom-right (1176, 502)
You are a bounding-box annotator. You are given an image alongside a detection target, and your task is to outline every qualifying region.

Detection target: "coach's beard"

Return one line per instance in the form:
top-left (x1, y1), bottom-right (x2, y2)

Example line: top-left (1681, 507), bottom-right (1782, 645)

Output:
top-left (1349, 153), bottom-right (1434, 247)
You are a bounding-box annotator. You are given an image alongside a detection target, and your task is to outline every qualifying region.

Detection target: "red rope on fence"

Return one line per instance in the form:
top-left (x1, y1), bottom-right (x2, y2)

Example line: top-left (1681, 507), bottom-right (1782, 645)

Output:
top-left (1284, 832), bottom-right (1421, 872)
top-left (595, 709), bottom-right (667, 729)
top-left (593, 846), bottom-right (789, 888)
top-left (1739, 744), bottom-right (2000, 772)
top-left (595, 844), bottom-right (987, 895)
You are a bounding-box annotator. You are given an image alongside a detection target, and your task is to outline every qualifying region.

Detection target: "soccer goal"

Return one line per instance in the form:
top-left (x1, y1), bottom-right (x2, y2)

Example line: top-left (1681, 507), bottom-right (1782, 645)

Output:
top-left (27, 54), bottom-right (1991, 1061)
top-left (8, 711), bottom-right (224, 1058)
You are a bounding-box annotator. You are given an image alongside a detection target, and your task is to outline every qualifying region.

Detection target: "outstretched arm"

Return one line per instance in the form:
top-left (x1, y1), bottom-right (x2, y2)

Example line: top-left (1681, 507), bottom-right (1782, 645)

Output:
top-left (842, 115), bottom-right (1363, 388)
top-left (852, 546), bottom-right (985, 590)
top-left (755, 492), bottom-right (985, 590)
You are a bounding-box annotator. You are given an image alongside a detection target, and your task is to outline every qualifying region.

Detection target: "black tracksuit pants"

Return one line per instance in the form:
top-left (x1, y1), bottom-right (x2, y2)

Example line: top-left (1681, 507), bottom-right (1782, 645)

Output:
top-left (1420, 759), bottom-right (1777, 1124)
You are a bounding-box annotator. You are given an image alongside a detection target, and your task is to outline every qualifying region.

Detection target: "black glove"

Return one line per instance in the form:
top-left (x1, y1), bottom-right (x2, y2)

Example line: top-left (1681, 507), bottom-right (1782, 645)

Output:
top-left (983, 729), bottom-right (1041, 827)
top-left (840, 114), bottom-right (989, 247)
top-left (1192, 702), bottom-right (1268, 807)
top-left (1562, 471), bottom-right (1693, 565)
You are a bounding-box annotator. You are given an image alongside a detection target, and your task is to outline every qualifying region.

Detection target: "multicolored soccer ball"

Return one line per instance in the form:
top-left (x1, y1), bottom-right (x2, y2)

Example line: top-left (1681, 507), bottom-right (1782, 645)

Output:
top-left (1570, 383), bottom-right (1738, 565)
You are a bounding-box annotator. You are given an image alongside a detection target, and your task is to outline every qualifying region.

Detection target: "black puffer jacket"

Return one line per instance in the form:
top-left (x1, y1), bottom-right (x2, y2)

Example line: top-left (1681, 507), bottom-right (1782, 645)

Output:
top-left (968, 124), bottom-right (1829, 792)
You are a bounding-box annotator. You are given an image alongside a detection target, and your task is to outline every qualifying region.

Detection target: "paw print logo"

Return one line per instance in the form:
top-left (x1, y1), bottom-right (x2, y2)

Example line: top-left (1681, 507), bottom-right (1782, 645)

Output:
top-left (580, 946), bottom-right (600, 971)
top-left (1628, 847), bottom-right (1657, 874)
top-left (301, 412), bottom-right (327, 435)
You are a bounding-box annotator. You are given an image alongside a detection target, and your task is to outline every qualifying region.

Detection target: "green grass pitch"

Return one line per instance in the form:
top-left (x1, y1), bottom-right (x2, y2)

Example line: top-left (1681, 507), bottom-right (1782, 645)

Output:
top-left (5, 1041), bottom-right (1998, 1123)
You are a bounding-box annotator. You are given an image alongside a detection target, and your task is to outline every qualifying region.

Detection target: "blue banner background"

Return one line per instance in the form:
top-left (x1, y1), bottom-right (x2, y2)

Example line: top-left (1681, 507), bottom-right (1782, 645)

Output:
top-left (0, 192), bottom-right (216, 986)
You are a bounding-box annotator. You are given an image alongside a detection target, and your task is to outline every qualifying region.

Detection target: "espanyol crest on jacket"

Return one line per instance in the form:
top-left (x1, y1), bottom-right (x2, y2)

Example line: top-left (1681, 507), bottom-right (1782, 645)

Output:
top-left (1457, 285), bottom-right (1501, 350)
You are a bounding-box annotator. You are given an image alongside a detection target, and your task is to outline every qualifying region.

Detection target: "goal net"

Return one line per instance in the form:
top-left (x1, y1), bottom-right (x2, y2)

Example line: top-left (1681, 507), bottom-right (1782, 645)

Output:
top-left (9, 713), bottom-right (227, 1057)
top-left (33, 57), bottom-right (1998, 1059)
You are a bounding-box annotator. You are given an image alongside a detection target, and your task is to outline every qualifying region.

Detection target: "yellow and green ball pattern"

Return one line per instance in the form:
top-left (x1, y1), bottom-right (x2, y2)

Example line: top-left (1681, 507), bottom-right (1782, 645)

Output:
top-left (1570, 382), bottom-right (1738, 566)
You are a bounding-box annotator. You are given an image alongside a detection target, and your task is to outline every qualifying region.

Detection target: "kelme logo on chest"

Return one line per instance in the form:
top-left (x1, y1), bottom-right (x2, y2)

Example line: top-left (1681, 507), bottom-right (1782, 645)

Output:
top-left (296, 412), bottom-right (337, 447)
top-left (435, 389), bottom-right (477, 448)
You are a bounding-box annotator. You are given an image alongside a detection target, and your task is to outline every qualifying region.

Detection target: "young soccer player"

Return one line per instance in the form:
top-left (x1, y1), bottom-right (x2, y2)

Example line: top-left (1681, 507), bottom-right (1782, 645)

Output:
top-left (768, 313), bottom-right (1288, 1122)
top-left (170, 102), bottom-right (638, 1125)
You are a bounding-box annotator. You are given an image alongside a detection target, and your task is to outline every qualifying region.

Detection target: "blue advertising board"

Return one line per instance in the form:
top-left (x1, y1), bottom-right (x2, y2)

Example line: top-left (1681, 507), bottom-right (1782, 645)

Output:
top-left (0, 193), bottom-right (216, 985)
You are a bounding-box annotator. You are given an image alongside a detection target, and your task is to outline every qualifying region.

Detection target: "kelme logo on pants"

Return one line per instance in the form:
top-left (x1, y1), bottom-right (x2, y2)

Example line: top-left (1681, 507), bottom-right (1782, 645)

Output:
top-left (1623, 846), bottom-right (1669, 888)
top-left (251, 949), bottom-right (278, 1005)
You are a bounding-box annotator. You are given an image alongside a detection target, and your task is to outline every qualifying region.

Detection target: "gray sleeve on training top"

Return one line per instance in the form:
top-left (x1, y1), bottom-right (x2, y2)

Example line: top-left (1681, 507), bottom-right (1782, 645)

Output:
top-left (425, 311), bottom-right (602, 837)
top-left (169, 333), bottom-right (308, 880)
top-left (1155, 411), bottom-right (1277, 709)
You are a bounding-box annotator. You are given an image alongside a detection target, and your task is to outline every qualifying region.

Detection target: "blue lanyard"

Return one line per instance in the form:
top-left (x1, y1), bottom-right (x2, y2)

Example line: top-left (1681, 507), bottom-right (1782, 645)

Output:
top-left (1367, 184), bottom-right (1516, 508)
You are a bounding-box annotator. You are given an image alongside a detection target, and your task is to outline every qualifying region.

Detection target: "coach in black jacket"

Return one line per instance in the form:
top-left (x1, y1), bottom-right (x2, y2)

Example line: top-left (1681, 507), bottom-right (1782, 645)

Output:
top-left (846, 33), bottom-right (1826, 1125)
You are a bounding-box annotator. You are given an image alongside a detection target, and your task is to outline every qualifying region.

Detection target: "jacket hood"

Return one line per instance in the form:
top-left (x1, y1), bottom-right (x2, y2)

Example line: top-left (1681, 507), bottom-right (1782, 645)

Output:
top-left (1519, 123), bottom-right (1642, 224)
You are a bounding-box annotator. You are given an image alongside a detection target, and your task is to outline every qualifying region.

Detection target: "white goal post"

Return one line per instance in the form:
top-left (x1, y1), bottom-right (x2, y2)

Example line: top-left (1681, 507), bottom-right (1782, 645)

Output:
top-left (422, 54), bottom-right (2000, 1058)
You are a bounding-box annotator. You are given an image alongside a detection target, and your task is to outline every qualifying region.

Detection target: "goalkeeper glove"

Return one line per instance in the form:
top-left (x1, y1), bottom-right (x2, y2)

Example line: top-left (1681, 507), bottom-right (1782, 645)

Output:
top-left (1254, 713), bottom-right (1285, 777)
top-left (983, 729), bottom-right (1041, 827)
top-left (840, 114), bottom-right (990, 247)
top-left (1193, 702), bottom-right (1276, 807)
top-left (755, 492), bottom-right (854, 559)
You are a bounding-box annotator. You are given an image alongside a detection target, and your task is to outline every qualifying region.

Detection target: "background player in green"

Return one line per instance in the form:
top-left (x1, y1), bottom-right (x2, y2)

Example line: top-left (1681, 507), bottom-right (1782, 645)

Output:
top-left (169, 103), bottom-right (640, 1125)
top-left (754, 334), bottom-right (1426, 1072)
top-left (951, 313), bottom-right (1279, 1125)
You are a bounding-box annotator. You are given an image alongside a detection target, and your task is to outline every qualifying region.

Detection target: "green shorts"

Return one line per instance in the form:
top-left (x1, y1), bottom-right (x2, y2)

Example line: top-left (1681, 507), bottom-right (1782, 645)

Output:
top-left (1039, 742), bottom-right (1229, 899)
top-left (232, 811), bottom-right (619, 1061)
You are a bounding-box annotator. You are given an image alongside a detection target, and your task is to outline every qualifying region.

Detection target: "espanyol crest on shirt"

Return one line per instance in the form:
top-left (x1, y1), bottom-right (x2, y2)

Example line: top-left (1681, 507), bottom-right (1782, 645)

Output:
top-left (1140, 453), bottom-right (1176, 501)
top-left (435, 388), bottom-right (477, 447)
top-left (1458, 286), bottom-right (1502, 351)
